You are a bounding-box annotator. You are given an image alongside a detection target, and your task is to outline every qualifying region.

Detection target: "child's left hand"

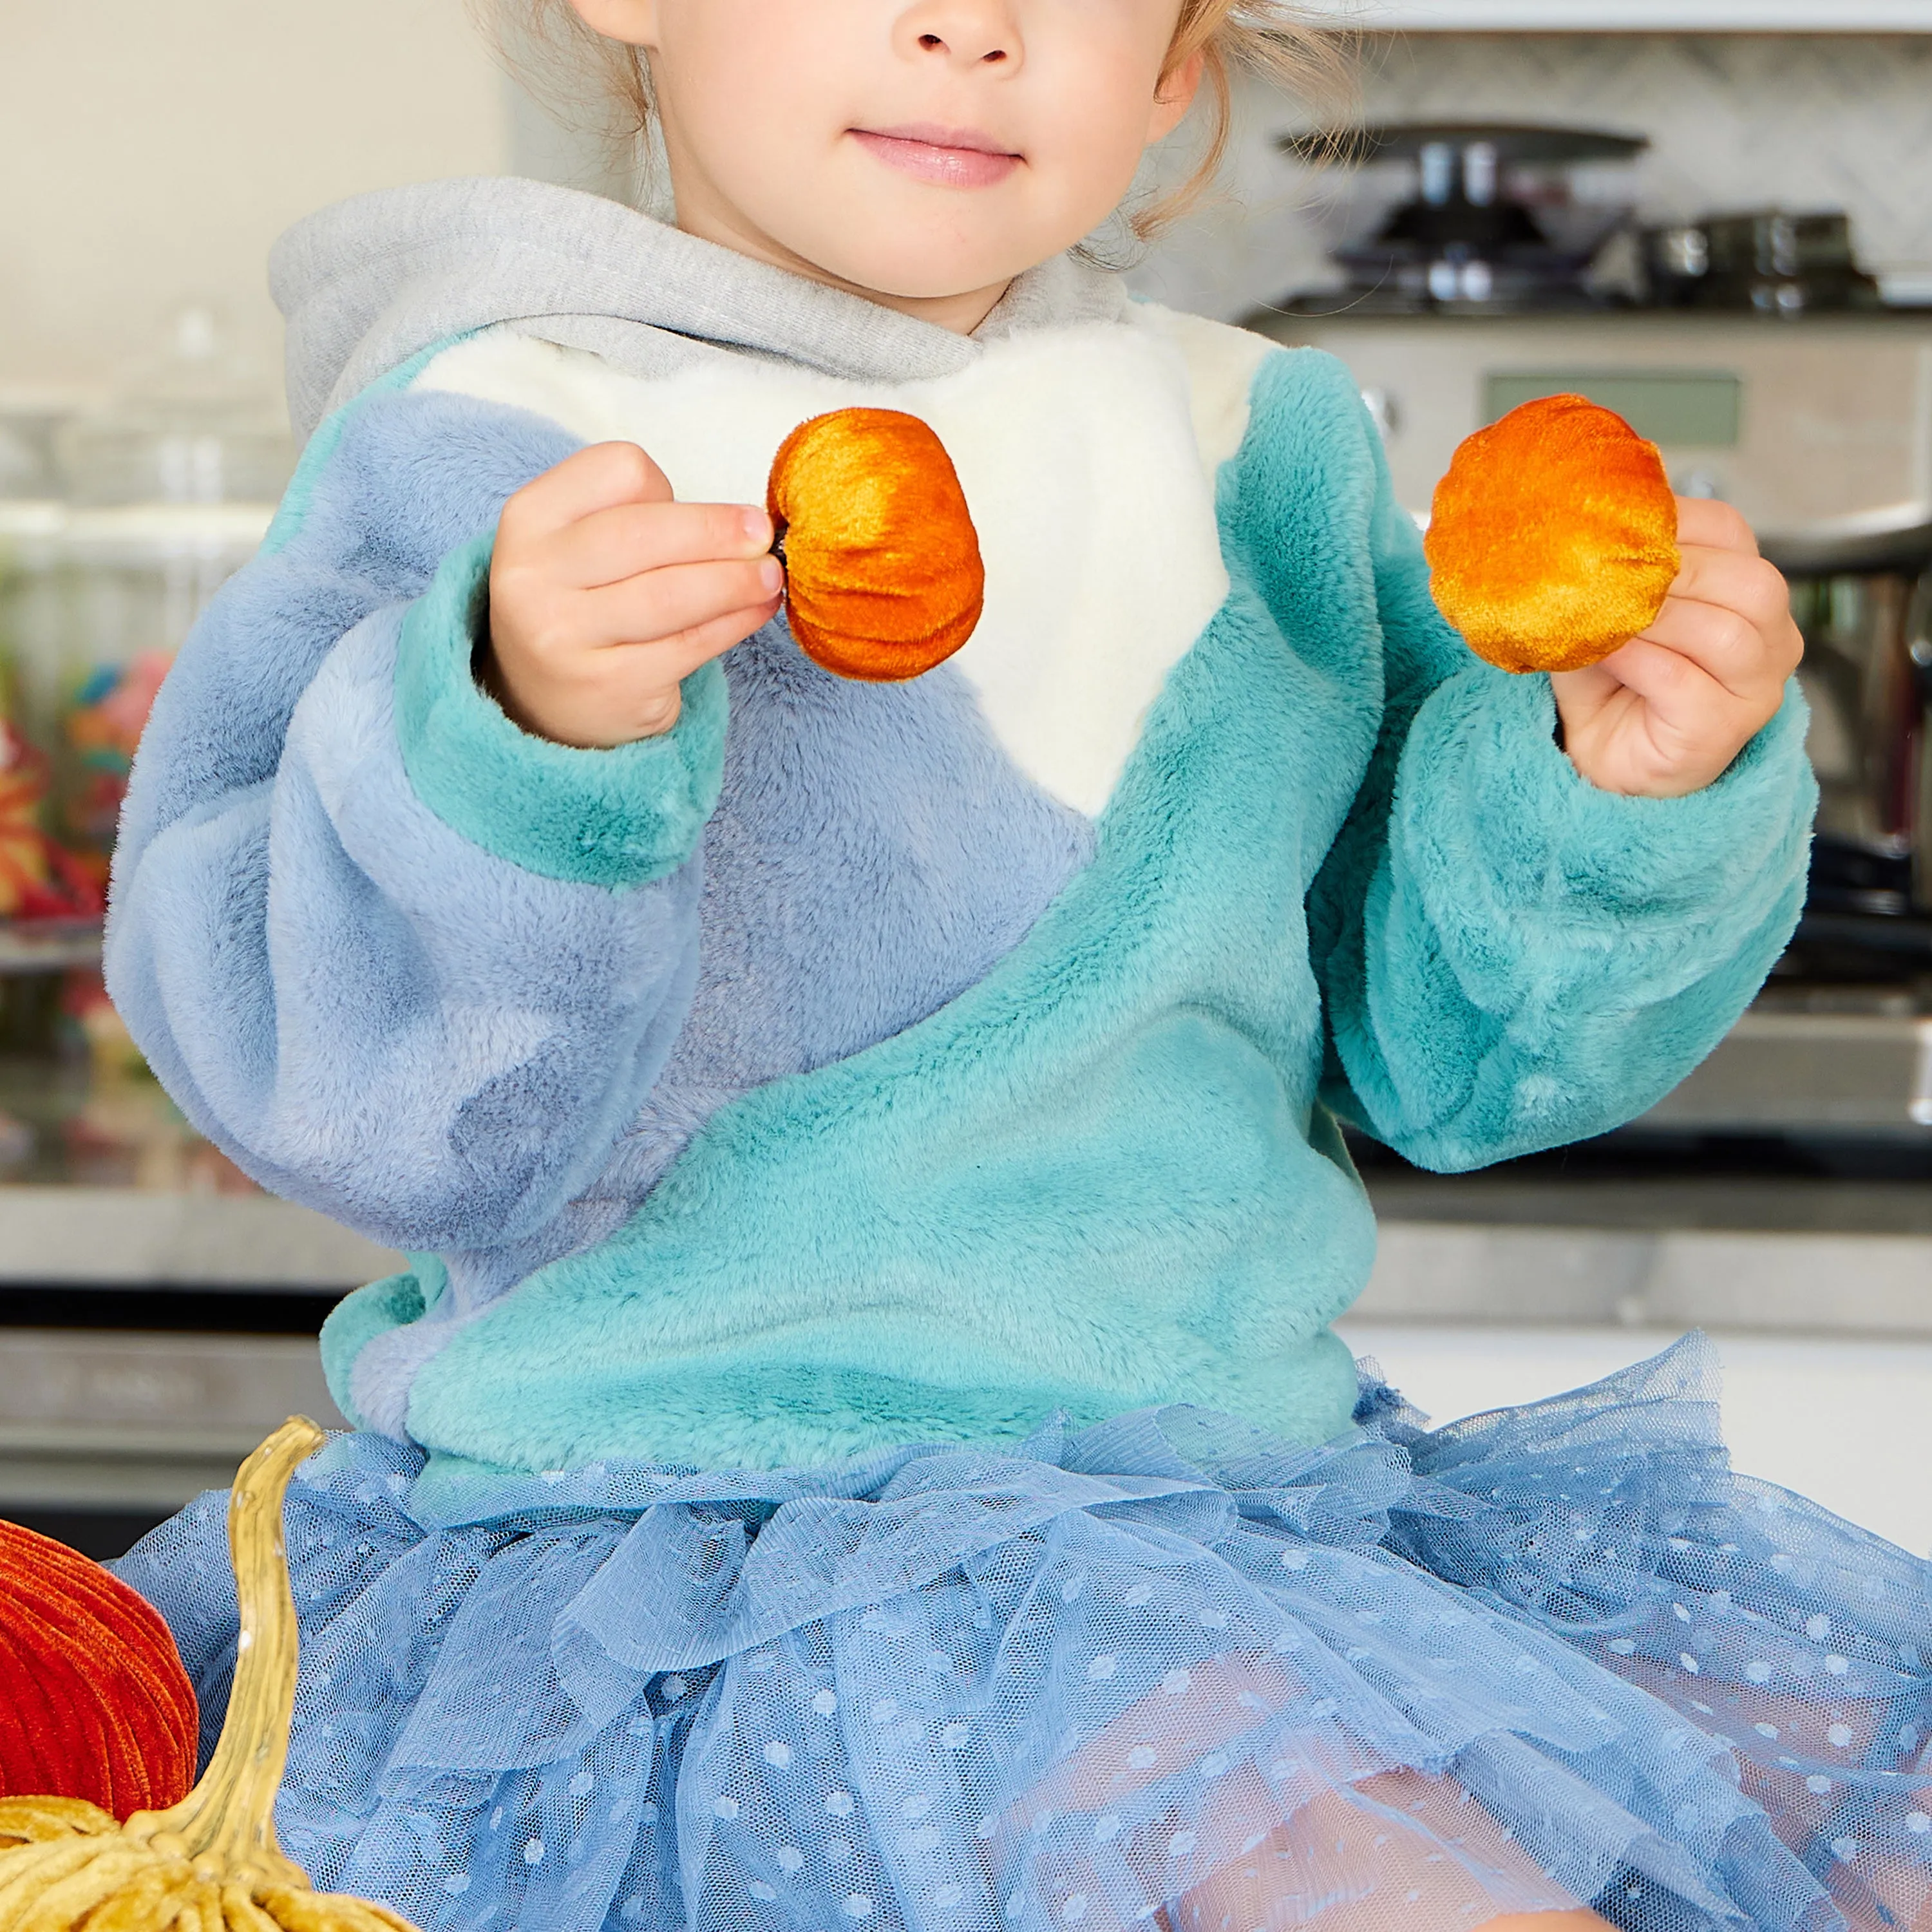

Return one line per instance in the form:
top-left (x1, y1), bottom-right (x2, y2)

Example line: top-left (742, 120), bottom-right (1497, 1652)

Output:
top-left (1550, 498), bottom-right (1803, 798)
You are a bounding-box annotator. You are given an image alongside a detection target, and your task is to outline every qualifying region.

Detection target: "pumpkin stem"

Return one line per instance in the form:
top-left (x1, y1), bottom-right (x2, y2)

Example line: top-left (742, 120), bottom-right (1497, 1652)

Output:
top-left (144, 1419), bottom-right (323, 1881)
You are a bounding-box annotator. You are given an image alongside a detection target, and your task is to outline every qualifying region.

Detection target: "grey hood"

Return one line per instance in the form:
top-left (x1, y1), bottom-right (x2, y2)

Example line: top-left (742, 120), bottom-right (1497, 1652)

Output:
top-left (270, 175), bottom-right (1130, 441)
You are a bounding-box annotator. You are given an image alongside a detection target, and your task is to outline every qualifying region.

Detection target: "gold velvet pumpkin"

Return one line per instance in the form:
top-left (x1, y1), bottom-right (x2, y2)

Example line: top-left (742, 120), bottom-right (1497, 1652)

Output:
top-left (1424, 393), bottom-right (1681, 675)
top-left (0, 1421), bottom-right (421, 1932)
top-left (766, 408), bottom-right (985, 683)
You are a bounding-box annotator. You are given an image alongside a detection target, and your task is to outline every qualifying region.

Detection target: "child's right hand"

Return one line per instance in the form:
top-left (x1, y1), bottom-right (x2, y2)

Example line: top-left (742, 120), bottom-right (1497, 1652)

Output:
top-left (484, 442), bottom-right (784, 747)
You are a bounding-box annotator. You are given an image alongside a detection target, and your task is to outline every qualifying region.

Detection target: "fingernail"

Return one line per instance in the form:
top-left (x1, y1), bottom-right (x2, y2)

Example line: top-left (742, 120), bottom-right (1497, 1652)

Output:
top-left (759, 556), bottom-right (784, 595)
top-left (743, 507), bottom-right (771, 545)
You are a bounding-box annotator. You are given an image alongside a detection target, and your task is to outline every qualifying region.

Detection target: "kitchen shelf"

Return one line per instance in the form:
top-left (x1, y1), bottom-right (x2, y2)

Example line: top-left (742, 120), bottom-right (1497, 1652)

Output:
top-left (1299, 0), bottom-right (1932, 26)
top-left (0, 1186), bottom-right (397, 1289)
top-left (0, 921), bottom-right (102, 976)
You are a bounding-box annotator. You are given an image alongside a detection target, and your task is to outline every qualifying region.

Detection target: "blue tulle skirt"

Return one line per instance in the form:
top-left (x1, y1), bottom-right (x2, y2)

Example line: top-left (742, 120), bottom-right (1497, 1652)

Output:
top-left (117, 1336), bottom-right (1932, 1932)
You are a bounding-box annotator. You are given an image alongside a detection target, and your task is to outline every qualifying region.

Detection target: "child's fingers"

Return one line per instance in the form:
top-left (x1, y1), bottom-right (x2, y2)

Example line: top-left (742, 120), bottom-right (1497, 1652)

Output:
top-left (1663, 543), bottom-right (1794, 641)
top-left (549, 500), bottom-right (774, 591)
top-left (580, 555), bottom-right (786, 649)
top-left (499, 441), bottom-right (676, 544)
top-left (1674, 495), bottom-right (1761, 557)
top-left (486, 594), bottom-right (777, 747)
top-left (1634, 597), bottom-right (1787, 703)
top-left (610, 597), bottom-right (782, 689)
top-left (1595, 634), bottom-right (1740, 724)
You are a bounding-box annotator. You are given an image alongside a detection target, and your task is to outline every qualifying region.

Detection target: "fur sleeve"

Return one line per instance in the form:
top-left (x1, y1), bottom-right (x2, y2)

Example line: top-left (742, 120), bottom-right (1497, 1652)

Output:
top-left (1309, 406), bottom-right (1816, 1172)
top-left (104, 380), bottom-right (720, 1247)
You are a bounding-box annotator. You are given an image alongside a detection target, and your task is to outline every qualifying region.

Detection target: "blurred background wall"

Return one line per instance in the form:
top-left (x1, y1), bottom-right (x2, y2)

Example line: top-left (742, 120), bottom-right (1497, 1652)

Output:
top-left (1136, 35), bottom-right (1932, 320)
top-left (0, 0), bottom-right (510, 402)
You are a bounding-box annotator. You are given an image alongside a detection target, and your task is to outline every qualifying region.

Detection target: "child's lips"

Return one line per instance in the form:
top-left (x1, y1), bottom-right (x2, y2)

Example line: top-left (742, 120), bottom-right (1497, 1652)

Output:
top-left (849, 125), bottom-right (1022, 189)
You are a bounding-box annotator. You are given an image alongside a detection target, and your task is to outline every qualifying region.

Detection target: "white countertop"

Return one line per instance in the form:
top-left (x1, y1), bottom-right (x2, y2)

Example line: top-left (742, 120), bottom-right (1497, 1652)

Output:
top-left (1361, 1218), bottom-right (1932, 1331)
top-left (1341, 1321), bottom-right (1932, 1560)
top-left (3, 1186), bottom-right (1929, 1321)
top-left (0, 1188), bottom-right (1926, 1548)
top-left (2, 1318), bottom-right (1920, 1562)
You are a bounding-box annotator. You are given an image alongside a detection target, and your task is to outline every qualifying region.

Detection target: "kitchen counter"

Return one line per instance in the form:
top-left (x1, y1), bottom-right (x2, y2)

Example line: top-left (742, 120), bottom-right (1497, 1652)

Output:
top-left (1363, 1217), bottom-right (1932, 1331)
top-left (1, 1175), bottom-right (1927, 1558)
top-left (0, 1169), bottom-right (1927, 1313)
top-left (1358, 1160), bottom-right (1932, 1332)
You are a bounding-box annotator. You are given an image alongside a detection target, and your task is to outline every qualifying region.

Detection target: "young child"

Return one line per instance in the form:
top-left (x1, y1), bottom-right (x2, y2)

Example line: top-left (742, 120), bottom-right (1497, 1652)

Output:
top-left (106, 5), bottom-right (1932, 1932)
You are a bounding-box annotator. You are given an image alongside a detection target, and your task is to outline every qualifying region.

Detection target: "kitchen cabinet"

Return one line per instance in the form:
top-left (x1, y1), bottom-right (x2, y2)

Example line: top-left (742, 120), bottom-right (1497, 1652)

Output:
top-left (1300, 0), bottom-right (1932, 26)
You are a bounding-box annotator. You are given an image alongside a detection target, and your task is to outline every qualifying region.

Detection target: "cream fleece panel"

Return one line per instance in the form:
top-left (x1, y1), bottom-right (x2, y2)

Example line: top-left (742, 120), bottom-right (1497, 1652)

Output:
top-left (413, 307), bottom-right (1270, 819)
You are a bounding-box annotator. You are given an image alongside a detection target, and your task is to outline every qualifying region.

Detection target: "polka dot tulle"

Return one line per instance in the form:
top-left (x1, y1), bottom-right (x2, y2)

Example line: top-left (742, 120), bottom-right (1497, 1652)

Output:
top-left (117, 1338), bottom-right (1932, 1932)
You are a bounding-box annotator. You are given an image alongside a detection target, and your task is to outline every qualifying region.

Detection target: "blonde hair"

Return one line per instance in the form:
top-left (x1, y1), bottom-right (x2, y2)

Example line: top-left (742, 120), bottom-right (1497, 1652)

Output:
top-left (1149, 3), bottom-right (1350, 236)
top-left (493, 2), bottom-right (1349, 240)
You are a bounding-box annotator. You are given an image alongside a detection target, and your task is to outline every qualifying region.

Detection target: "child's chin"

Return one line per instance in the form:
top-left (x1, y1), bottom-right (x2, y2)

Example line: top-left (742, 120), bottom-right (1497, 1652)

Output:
top-left (781, 190), bottom-right (1059, 303)
top-left (813, 231), bottom-right (1051, 305)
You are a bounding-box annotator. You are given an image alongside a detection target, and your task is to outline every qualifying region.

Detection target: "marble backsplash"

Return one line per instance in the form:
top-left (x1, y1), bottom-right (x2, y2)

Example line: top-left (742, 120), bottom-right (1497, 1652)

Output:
top-left (1128, 33), bottom-right (1932, 321)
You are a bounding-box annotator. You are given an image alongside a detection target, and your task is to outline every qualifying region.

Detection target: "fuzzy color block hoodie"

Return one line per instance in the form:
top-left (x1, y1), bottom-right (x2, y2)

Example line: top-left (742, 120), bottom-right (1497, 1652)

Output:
top-left (104, 179), bottom-right (1815, 1483)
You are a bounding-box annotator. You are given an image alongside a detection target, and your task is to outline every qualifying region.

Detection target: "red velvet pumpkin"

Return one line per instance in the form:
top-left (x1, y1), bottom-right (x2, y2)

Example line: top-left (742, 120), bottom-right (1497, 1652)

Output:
top-left (0, 1519), bottom-right (198, 1819)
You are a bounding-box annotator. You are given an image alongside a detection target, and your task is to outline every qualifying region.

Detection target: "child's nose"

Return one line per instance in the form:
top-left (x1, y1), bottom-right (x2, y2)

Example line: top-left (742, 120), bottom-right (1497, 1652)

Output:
top-left (903, 0), bottom-right (1023, 70)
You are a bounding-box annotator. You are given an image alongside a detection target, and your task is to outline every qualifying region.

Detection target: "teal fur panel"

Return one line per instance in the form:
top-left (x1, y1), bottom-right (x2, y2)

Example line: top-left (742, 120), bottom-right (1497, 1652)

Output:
top-left (392, 535), bottom-right (728, 887)
top-left (349, 346), bottom-right (1810, 1481)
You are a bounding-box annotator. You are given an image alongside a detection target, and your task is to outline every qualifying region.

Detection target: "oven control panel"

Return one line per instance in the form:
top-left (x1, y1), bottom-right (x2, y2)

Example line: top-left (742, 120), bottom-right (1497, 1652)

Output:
top-left (1248, 312), bottom-right (1932, 538)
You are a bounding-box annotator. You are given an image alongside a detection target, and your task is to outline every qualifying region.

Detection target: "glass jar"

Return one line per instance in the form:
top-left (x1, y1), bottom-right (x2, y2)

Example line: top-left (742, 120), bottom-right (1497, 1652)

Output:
top-left (54, 503), bottom-right (273, 851)
top-left (48, 308), bottom-right (292, 861)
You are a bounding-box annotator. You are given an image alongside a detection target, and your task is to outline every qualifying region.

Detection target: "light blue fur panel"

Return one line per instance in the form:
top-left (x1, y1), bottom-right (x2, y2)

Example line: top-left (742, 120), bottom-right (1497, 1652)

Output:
top-left (384, 346), bottom-right (1814, 1488)
top-left (256, 339), bottom-right (459, 559)
top-left (106, 384), bottom-right (712, 1294)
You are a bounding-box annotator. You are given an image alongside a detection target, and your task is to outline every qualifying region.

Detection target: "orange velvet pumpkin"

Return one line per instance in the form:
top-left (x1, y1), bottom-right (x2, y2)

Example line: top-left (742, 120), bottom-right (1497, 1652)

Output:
top-left (766, 408), bottom-right (985, 683)
top-left (1425, 393), bottom-right (1681, 675)
top-left (0, 1519), bottom-right (198, 1819)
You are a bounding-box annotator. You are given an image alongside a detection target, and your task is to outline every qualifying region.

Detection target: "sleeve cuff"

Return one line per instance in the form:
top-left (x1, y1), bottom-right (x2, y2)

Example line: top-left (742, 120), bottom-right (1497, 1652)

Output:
top-left (318, 1265), bottom-right (431, 1432)
top-left (1397, 665), bottom-right (1817, 1006)
top-left (393, 533), bottom-right (728, 887)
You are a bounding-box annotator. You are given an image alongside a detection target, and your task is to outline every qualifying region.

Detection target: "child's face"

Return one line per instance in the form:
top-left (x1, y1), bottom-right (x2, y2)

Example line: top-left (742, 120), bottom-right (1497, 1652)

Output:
top-left (578, 0), bottom-right (1200, 316)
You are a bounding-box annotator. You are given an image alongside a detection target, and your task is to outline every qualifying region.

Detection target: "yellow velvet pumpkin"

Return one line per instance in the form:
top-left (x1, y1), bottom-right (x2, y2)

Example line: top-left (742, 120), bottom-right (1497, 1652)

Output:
top-left (766, 408), bottom-right (985, 683)
top-left (1425, 393), bottom-right (1681, 675)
